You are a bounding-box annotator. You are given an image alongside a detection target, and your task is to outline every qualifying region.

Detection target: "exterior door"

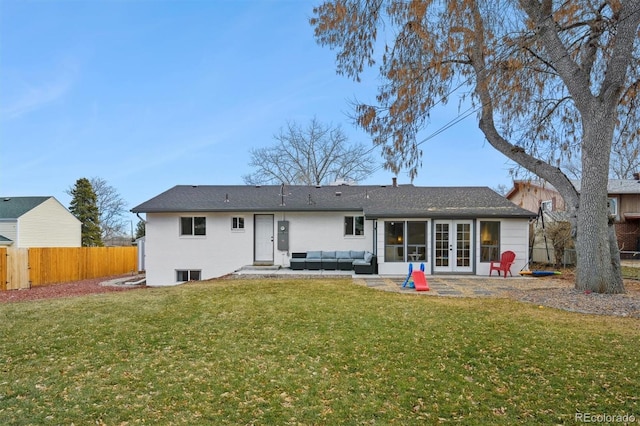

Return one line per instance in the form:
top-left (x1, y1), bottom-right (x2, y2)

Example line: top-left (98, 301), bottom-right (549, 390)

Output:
top-left (433, 220), bottom-right (473, 273)
top-left (254, 214), bottom-right (274, 264)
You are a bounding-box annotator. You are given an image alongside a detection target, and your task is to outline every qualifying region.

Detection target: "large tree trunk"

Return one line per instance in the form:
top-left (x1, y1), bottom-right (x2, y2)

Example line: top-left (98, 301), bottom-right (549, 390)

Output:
top-left (470, 0), bottom-right (630, 293)
top-left (574, 118), bottom-right (625, 294)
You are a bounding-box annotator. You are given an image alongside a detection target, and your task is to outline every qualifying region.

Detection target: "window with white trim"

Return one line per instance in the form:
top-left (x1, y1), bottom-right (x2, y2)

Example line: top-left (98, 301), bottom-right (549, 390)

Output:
top-left (180, 217), bottom-right (206, 236)
top-left (384, 221), bottom-right (428, 262)
top-left (480, 221), bottom-right (500, 262)
top-left (344, 216), bottom-right (365, 236)
top-left (176, 270), bottom-right (201, 282)
top-left (541, 200), bottom-right (553, 212)
top-left (232, 217), bottom-right (245, 231)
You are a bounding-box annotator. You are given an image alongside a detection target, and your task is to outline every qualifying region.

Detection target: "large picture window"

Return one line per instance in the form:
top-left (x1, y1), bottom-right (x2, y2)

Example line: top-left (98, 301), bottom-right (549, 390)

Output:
top-left (180, 217), bottom-right (206, 236)
top-left (480, 221), bottom-right (500, 262)
top-left (384, 221), bottom-right (428, 262)
top-left (345, 216), bottom-right (364, 236)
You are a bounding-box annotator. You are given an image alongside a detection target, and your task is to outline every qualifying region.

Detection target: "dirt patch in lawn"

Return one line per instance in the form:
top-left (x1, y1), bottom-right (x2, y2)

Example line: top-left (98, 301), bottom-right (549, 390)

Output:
top-left (0, 273), bottom-right (147, 304)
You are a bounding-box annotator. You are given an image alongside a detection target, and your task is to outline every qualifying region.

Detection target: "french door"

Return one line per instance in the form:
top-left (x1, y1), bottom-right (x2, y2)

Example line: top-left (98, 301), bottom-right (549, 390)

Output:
top-left (433, 220), bottom-right (473, 273)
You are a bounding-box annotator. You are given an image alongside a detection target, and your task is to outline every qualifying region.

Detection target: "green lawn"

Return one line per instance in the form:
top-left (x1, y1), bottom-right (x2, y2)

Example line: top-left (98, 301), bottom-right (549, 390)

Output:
top-left (1, 278), bottom-right (638, 425)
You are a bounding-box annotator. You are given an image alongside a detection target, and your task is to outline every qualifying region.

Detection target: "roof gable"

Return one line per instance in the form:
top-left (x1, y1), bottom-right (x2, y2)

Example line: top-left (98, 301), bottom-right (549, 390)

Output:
top-left (0, 197), bottom-right (51, 219)
top-left (132, 185), bottom-right (535, 219)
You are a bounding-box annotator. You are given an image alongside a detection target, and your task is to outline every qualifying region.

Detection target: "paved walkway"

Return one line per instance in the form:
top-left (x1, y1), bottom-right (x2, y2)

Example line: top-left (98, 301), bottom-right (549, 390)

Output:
top-left (234, 266), bottom-right (569, 297)
top-left (353, 275), bottom-right (570, 297)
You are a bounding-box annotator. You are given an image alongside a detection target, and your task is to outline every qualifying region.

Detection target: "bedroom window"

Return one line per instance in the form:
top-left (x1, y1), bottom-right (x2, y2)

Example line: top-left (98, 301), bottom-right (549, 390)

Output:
top-left (176, 270), bottom-right (201, 282)
top-left (344, 216), bottom-right (364, 236)
top-left (480, 221), bottom-right (500, 262)
top-left (180, 216), bottom-right (206, 236)
top-left (232, 217), bottom-right (245, 230)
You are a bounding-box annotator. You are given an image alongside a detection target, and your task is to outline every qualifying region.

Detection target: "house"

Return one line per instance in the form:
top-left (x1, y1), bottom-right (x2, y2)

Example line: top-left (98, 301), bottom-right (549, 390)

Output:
top-left (131, 182), bottom-right (535, 286)
top-left (0, 196), bottom-right (81, 247)
top-left (506, 177), bottom-right (640, 257)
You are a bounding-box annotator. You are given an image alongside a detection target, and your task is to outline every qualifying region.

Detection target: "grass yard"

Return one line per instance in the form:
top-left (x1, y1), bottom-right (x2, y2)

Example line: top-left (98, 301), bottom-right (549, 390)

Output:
top-left (622, 265), bottom-right (640, 280)
top-left (1, 278), bottom-right (638, 425)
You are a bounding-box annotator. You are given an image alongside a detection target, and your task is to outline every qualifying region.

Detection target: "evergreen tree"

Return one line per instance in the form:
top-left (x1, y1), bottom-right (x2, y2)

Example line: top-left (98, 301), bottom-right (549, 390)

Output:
top-left (69, 178), bottom-right (103, 247)
top-left (134, 220), bottom-right (145, 239)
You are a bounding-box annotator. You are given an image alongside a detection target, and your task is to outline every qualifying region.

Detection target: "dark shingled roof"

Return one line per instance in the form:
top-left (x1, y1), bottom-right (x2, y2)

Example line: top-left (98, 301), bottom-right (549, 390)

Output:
top-left (0, 196), bottom-right (50, 219)
top-left (132, 184), bottom-right (535, 219)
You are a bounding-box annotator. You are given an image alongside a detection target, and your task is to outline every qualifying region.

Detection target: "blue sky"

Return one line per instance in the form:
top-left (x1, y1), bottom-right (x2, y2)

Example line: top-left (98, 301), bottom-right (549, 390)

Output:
top-left (1, 0), bottom-right (514, 217)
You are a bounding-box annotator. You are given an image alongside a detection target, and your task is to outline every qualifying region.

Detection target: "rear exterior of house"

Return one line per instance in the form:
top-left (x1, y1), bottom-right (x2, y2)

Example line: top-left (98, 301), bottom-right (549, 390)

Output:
top-left (0, 197), bottom-right (81, 248)
top-left (132, 184), bottom-right (535, 286)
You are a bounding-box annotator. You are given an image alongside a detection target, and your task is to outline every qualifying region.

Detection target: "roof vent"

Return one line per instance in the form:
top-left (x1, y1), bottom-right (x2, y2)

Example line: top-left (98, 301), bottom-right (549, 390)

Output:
top-left (335, 191), bottom-right (342, 196)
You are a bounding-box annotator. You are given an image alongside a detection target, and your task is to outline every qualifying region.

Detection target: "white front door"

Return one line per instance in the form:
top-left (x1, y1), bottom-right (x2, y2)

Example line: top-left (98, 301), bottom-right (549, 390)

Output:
top-left (254, 214), bottom-right (274, 264)
top-left (433, 220), bottom-right (473, 273)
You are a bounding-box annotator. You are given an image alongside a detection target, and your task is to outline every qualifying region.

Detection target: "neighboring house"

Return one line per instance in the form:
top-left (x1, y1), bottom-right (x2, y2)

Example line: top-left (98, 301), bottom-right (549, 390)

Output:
top-left (506, 177), bottom-right (640, 256)
top-left (0, 196), bottom-right (81, 248)
top-left (131, 182), bottom-right (535, 286)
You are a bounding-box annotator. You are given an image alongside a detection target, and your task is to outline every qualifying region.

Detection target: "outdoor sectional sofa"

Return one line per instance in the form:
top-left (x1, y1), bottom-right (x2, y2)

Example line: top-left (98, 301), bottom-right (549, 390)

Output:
top-left (289, 250), bottom-right (378, 274)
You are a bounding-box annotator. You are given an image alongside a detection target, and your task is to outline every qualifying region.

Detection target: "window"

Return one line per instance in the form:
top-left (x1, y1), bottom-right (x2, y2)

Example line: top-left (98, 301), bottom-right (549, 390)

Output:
top-left (480, 221), bottom-right (500, 262)
top-left (608, 197), bottom-right (618, 217)
top-left (344, 216), bottom-right (365, 236)
top-left (176, 270), bottom-right (201, 282)
top-left (385, 222), bottom-right (404, 262)
top-left (407, 222), bottom-right (428, 262)
top-left (232, 217), bottom-right (245, 230)
top-left (384, 221), bottom-right (428, 262)
top-left (180, 217), bottom-right (206, 236)
top-left (541, 200), bottom-right (553, 212)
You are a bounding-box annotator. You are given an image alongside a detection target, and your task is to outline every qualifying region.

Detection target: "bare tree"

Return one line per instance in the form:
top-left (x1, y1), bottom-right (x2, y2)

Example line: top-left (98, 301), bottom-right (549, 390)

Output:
top-left (610, 115), bottom-right (640, 179)
top-left (243, 118), bottom-right (378, 186)
top-left (312, 0), bottom-right (640, 293)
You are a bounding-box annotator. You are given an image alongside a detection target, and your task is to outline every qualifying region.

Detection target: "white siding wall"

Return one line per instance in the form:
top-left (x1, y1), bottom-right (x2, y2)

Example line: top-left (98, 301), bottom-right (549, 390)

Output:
top-left (145, 212), bottom-right (253, 286)
top-left (18, 198), bottom-right (81, 247)
top-left (475, 218), bottom-right (529, 276)
top-left (0, 220), bottom-right (17, 244)
top-left (145, 210), bottom-right (374, 286)
top-left (282, 211), bottom-right (373, 266)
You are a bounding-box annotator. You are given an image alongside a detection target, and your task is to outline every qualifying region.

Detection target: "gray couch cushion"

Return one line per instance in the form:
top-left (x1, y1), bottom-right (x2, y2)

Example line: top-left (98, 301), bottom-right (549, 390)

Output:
top-left (307, 251), bottom-right (322, 259)
top-left (364, 252), bottom-right (373, 263)
top-left (322, 251), bottom-right (336, 259)
top-left (336, 250), bottom-right (351, 259)
top-left (350, 250), bottom-right (365, 259)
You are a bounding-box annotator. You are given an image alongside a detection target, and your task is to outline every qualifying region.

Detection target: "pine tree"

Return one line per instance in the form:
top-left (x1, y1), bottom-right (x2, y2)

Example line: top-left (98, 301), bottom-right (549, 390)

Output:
top-left (134, 220), bottom-right (145, 239)
top-left (69, 178), bottom-right (103, 247)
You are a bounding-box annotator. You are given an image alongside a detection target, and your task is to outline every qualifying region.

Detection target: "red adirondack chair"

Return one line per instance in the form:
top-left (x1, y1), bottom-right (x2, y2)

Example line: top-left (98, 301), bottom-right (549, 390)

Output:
top-left (489, 251), bottom-right (516, 278)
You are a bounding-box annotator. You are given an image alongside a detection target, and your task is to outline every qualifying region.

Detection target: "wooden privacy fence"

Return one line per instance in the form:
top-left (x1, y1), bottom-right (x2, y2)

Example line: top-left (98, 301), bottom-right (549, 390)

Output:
top-left (0, 247), bottom-right (138, 291)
